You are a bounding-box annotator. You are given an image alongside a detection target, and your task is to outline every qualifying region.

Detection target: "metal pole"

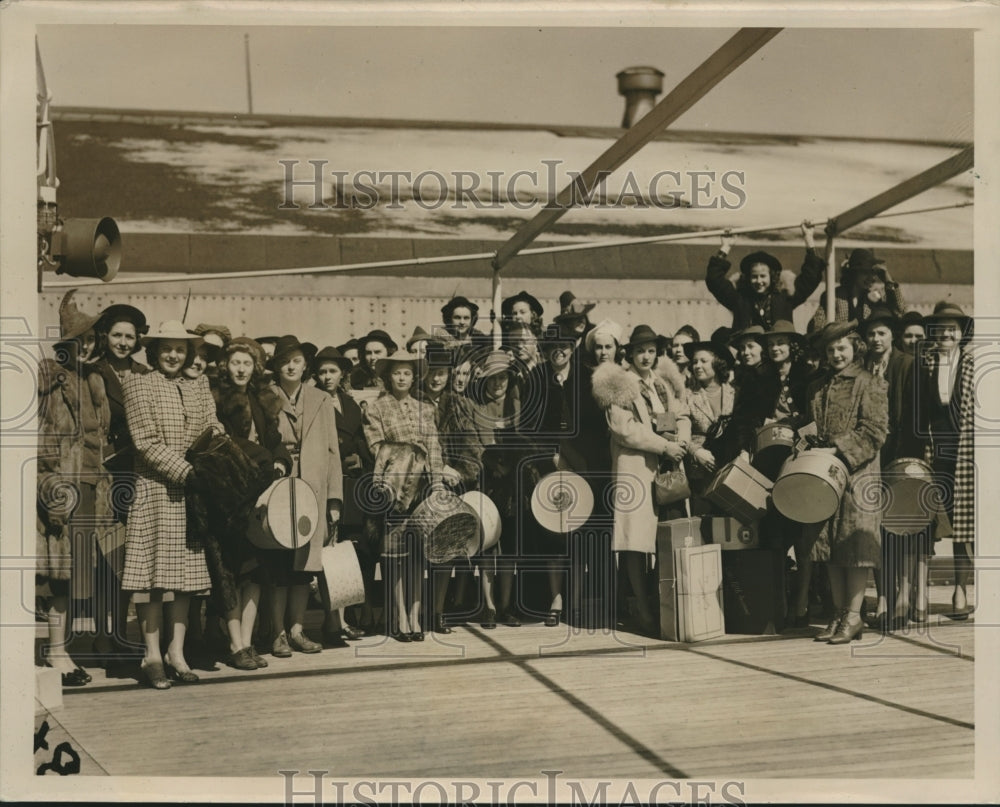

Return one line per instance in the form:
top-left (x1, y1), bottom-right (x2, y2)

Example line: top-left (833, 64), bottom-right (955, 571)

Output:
top-left (244, 34), bottom-right (253, 115)
top-left (492, 27), bottom-right (782, 272)
top-left (826, 147), bottom-right (974, 237)
top-left (825, 239), bottom-right (836, 325)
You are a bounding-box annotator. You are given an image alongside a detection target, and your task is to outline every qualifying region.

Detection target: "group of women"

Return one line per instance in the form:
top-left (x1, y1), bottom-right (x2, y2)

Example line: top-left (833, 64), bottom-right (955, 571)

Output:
top-left (36, 231), bottom-right (975, 689)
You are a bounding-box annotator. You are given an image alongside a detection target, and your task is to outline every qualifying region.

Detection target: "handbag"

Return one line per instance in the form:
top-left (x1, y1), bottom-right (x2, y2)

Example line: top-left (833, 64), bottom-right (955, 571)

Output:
top-left (654, 457), bottom-right (690, 505)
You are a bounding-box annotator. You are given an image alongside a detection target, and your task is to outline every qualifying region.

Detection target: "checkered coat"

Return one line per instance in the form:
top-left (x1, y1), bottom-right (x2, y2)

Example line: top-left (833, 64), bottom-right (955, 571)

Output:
top-left (952, 349), bottom-right (975, 544)
top-left (121, 371), bottom-right (224, 592)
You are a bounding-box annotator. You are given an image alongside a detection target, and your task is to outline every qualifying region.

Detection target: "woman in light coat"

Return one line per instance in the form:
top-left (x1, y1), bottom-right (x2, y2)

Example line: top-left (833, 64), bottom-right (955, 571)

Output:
top-left (591, 324), bottom-right (690, 636)
top-left (266, 335), bottom-right (344, 657)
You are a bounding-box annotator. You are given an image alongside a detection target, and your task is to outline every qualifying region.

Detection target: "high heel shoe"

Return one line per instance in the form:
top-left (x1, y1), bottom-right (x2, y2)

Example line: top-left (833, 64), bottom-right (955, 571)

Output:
top-left (480, 609), bottom-right (497, 630)
top-left (814, 610), bottom-right (845, 642)
top-left (164, 662), bottom-right (200, 683)
top-left (828, 612), bottom-right (865, 644)
top-left (434, 615), bottom-right (453, 635)
top-left (141, 660), bottom-right (171, 690)
top-left (342, 624), bottom-right (366, 641)
top-left (389, 630), bottom-right (412, 643)
top-left (57, 666), bottom-right (90, 687)
top-left (410, 631), bottom-right (425, 642)
top-left (544, 610), bottom-right (561, 628)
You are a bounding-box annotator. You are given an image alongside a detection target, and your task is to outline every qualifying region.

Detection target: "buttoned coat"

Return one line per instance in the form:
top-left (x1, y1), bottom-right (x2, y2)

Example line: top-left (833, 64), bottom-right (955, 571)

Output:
top-left (876, 349), bottom-right (924, 466)
top-left (278, 383), bottom-right (344, 572)
top-left (805, 363), bottom-right (889, 566)
top-left (592, 362), bottom-right (691, 554)
top-left (122, 371), bottom-right (223, 592)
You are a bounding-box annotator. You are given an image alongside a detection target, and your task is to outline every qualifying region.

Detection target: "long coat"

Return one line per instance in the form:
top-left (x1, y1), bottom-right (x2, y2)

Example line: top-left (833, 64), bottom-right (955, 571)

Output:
top-left (876, 349), bottom-right (924, 466)
top-left (332, 387), bottom-right (374, 528)
top-left (122, 372), bottom-right (223, 592)
top-left (36, 359), bottom-right (113, 585)
top-left (805, 363), bottom-right (888, 567)
top-left (592, 363), bottom-right (691, 554)
top-left (705, 249), bottom-right (825, 330)
top-left (274, 383), bottom-right (344, 572)
top-left (952, 349), bottom-right (975, 545)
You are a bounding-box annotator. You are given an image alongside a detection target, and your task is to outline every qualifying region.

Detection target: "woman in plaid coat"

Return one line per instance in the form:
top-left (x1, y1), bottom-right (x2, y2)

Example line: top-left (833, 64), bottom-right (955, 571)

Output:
top-left (122, 321), bottom-right (225, 689)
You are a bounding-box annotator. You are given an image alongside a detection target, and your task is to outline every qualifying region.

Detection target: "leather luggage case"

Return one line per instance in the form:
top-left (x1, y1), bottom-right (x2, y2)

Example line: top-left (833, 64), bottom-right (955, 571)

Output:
top-left (704, 454), bottom-right (773, 525)
top-left (721, 549), bottom-right (786, 635)
top-left (706, 517), bottom-right (760, 550)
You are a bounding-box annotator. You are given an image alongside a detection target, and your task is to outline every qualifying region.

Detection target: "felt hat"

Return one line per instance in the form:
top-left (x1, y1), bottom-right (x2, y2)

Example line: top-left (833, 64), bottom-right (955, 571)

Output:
top-left (268, 335), bottom-right (318, 371)
top-left (57, 290), bottom-right (101, 342)
top-left (812, 319), bottom-right (860, 349)
top-left (374, 349), bottom-right (425, 379)
top-left (683, 337), bottom-right (736, 370)
top-left (625, 324), bottom-right (665, 349)
top-left (360, 329), bottom-right (399, 355)
top-left (225, 336), bottom-right (267, 373)
top-left (97, 303), bottom-right (148, 336)
top-left (923, 301), bottom-right (971, 330)
top-left (313, 345), bottom-right (353, 374)
top-left (762, 319), bottom-right (807, 347)
top-left (405, 325), bottom-right (434, 351)
top-left (739, 251), bottom-right (782, 278)
top-left (899, 310), bottom-right (925, 331)
top-left (441, 296), bottom-right (480, 322)
top-left (501, 290), bottom-right (544, 321)
top-left (476, 349), bottom-right (515, 379)
top-left (728, 324), bottom-right (766, 348)
top-left (860, 306), bottom-right (900, 334)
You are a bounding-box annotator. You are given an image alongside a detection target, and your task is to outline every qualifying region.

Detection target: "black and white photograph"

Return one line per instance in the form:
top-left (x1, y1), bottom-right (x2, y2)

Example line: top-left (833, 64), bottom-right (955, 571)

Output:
top-left (2, 2), bottom-right (998, 803)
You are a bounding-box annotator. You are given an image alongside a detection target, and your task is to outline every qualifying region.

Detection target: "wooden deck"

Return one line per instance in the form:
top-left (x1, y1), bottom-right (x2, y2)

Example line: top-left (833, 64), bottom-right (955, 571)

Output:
top-left (34, 583), bottom-right (975, 783)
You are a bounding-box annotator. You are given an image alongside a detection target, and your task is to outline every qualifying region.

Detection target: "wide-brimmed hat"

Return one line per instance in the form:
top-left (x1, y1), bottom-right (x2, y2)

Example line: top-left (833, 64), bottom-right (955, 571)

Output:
top-left (683, 338), bottom-right (736, 370)
top-left (405, 325), bottom-right (434, 351)
top-left (584, 318), bottom-right (624, 354)
top-left (476, 349), bottom-right (515, 379)
top-left (268, 335), bottom-right (318, 371)
top-left (728, 324), bottom-right (766, 348)
top-left (762, 320), bottom-right (807, 347)
top-left (140, 320), bottom-right (205, 348)
top-left (923, 301), bottom-right (971, 331)
top-left (843, 248), bottom-right (884, 280)
top-left (360, 329), bottom-right (399, 354)
top-left (336, 337), bottom-right (361, 355)
top-left (375, 349), bottom-right (425, 378)
top-left (625, 324), bottom-right (665, 349)
top-left (860, 306), bottom-right (900, 334)
top-left (96, 303), bottom-right (148, 336)
top-left (441, 296), bottom-right (480, 323)
top-left (57, 290), bottom-right (101, 342)
top-left (812, 319), bottom-right (860, 350)
top-left (739, 251), bottom-right (783, 278)
top-left (313, 345), bottom-right (353, 374)
top-left (501, 290), bottom-right (544, 320)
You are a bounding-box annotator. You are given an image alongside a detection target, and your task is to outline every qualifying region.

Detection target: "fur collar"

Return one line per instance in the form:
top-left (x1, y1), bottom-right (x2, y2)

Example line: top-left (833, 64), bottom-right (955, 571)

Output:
top-left (653, 355), bottom-right (687, 400)
top-left (591, 362), bottom-right (640, 410)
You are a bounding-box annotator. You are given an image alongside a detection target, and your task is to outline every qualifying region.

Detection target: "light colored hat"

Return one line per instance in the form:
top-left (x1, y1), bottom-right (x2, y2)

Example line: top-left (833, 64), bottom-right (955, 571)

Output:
top-left (584, 318), bottom-right (623, 354)
top-left (140, 320), bottom-right (205, 348)
top-left (374, 349), bottom-right (425, 378)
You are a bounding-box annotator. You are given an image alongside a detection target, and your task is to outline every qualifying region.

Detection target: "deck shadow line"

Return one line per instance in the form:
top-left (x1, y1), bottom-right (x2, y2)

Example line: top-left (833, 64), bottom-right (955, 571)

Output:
top-left (686, 647), bottom-right (974, 731)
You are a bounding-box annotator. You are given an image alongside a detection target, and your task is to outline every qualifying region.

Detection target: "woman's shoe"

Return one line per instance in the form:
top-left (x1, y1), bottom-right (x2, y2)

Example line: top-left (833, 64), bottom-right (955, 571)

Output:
top-left (59, 666), bottom-right (90, 687)
top-left (228, 647), bottom-right (258, 671)
top-left (288, 632), bottom-right (322, 654)
top-left (814, 611), bottom-right (845, 642)
top-left (141, 661), bottom-right (171, 690)
top-left (434, 615), bottom-right (453, 635)
top-left (342, 624), bottom-right (366, 641)
top-left (249, 647), bottom-right (269, 668)
top-left (948, 589), bottom-right (970, 620)
top-left (390, 630), bottom-right (412, 643)
top-left (271, 632), bottom-right (293, 658)
top-left (164, 663), bottom-right (200, 683)
top-left (544, 610), bottom-right (561, 628)
top-left (499, 611), bottom-right (521, 627)
top-left (480, 609), bottom-right (497, 630)
top-left (828, 612), bottom-right (865, 644)
top-left (410, 631), bottom-right (425, 642)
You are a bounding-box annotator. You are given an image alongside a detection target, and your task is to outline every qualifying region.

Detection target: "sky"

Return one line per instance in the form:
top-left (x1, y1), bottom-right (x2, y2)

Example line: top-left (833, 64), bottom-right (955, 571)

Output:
top-left (36, 26), bottom-right (973, 142)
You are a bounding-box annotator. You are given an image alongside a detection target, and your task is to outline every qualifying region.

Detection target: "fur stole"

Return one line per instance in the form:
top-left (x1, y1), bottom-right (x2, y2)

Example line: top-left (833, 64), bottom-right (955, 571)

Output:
top-left (654, 355), bottom-right (687, 400)
top-left (591, 362), bottom-right (640, 410)
top-left (215, 379), bottom-right (283, 439)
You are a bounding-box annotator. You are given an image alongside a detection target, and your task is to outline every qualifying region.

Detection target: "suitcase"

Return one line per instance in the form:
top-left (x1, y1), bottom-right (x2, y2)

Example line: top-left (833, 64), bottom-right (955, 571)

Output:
top-left (721, 549), bottom-right (786, 635)
top-left (675, 544), bottom-right (724, 642)
top-left (656, 518), bottom-right (705, 641)
top-left (704, 454), bottom-right (773, 525)
top-left (706, 517), bottom-right (760, 551)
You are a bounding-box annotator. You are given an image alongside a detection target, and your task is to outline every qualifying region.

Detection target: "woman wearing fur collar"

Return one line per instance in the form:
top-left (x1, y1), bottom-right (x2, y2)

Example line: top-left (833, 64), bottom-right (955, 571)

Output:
top-left (591, 325), bottom-right (690, 636)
